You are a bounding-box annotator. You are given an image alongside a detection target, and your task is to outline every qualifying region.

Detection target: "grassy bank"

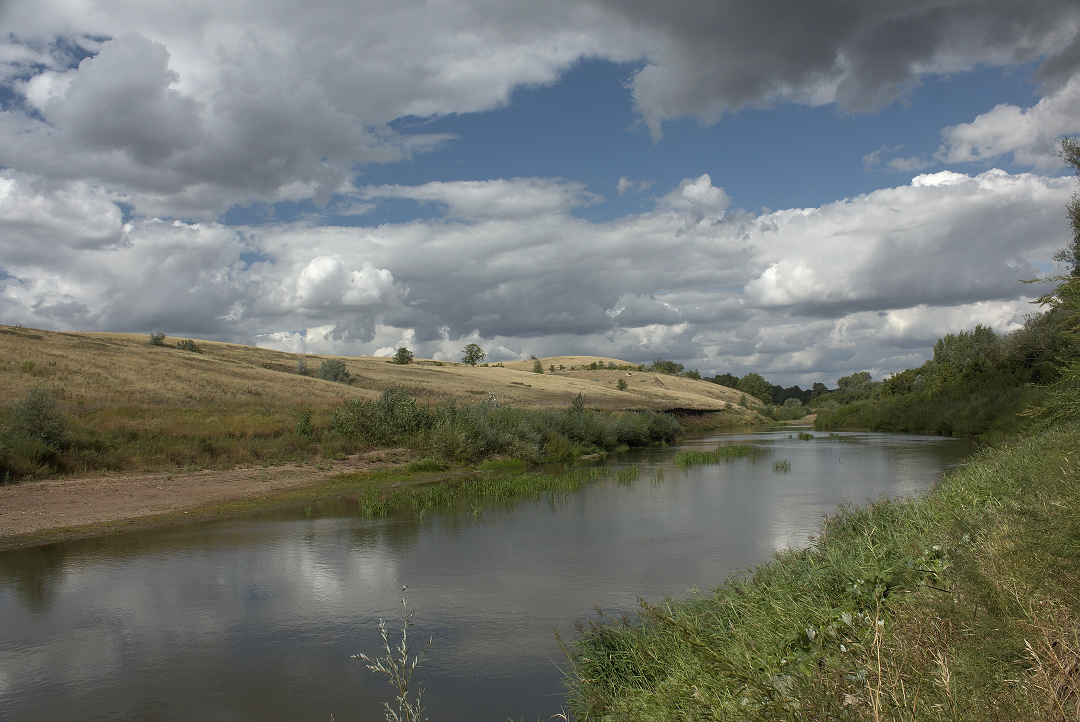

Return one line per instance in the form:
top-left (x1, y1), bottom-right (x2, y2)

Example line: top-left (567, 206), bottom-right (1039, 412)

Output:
top-left (564, 421), bottom-right (1080, 720)
top-left (1, 382), bottom-right (683, 482)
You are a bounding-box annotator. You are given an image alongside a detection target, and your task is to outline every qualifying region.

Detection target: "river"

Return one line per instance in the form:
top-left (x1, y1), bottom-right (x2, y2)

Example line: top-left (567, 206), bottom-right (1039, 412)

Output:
top-left (0, 427), bottom-right (975, 721)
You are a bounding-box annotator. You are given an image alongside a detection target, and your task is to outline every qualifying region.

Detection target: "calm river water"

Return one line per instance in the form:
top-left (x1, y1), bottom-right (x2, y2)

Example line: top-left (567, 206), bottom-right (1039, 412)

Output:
top-left (0, 427), bottom-right (975, 721)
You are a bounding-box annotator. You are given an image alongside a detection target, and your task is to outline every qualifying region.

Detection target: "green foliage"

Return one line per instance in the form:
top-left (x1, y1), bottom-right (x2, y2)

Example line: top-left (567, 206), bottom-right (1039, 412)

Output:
top-left (570, 392), bottom-right (586, 413)
top-left (0, 387), bottom-right (69, 479)
top-left (674, 444), bottom-right (760, 468)
top-left (710, 372), bottom-right (739, 388)
top-left (317, 358), bottom-right (350, 384)
top-left (648, 358), bottom-right (684, 375)
top-left (393, 347), bottom-right (414, 365)
top-left (461, 343), bottom-right (485, 366)
top-left (176, 338), bottom-right (200, 353)
top-left (148, 332), bottom-right (166, 346)
top-left (532, 358), bottom-right (544, 374)
top-left (295, 357), bottom-right (309, 376)
top-left (4, 387), bottom-right (67, 449)
top-left (331, 387), bottom-right (679, 465)
top-left (295, 410), bottom-right (315, 439)
top-left (737, 372), bottom-right (773, 403)
top-left (616, 378), bottom-right (628, 391)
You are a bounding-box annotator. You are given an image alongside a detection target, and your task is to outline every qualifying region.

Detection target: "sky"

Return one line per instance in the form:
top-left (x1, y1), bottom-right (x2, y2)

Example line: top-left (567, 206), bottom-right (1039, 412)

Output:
top-left (2, 1), bottom-right (1080, 387)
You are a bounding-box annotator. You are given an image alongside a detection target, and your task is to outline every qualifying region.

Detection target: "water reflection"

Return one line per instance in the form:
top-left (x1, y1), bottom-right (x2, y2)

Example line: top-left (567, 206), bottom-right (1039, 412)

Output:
top-left (0, 428), bottom-right (974, 721)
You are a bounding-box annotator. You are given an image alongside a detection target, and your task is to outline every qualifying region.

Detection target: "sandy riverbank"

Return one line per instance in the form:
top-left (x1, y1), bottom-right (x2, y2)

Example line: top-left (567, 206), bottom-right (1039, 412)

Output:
top-left (0, 450), bottom-right (412, 551)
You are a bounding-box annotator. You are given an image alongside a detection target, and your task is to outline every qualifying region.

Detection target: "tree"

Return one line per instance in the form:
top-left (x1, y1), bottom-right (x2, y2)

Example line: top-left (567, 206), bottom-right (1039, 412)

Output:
top-left (649, 358), bottom-right (683, 375)
top-left (532, 358), bottom-right (544, 374)
top-left (393, 347), bottom-right (414, 365)
top-left (711, 373), bottom-right (739, 389)
top-left (461, 343), bottom-right (486, 366)
top-left (737, 373), bottom-right (773, 403)
top-left (317, 359), bottom-right (350, 384)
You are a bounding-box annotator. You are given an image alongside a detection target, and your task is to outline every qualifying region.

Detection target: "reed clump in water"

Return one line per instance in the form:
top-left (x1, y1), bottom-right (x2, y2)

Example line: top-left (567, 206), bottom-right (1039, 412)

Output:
top-left (352, 467), bottom-right (608, 519)
top-left (673, 444), bottom-right (760, 469)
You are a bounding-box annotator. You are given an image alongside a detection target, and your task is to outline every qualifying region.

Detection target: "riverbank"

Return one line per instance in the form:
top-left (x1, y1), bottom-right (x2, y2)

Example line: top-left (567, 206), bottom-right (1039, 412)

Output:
top-left (565, 421), bottom-right (1080, 720)
top-left (0, 450), bottom-right (420, 551)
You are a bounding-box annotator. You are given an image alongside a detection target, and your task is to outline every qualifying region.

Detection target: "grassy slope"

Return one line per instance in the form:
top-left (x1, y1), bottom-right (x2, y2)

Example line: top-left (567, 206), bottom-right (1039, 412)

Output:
top-left (0, 327), bottom-right (747, 413)
top-left (566, 422), bottom-right (1080, 720)
top-left (0, 326), bottom-right (757, 477)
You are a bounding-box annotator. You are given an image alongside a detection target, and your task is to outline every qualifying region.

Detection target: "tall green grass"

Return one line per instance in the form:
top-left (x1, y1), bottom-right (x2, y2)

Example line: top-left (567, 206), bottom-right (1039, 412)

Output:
top-left (351, 467), bottom-right (608, 518)
top-left (564, 422), bottom-right (1080, 720)
top-left (673, 444), bottom-right (760, 469)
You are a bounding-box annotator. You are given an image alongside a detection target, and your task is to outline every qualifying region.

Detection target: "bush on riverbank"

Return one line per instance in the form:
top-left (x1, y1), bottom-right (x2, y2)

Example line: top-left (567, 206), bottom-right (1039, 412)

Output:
top-left (564, 421), bottom-right (1080, 719)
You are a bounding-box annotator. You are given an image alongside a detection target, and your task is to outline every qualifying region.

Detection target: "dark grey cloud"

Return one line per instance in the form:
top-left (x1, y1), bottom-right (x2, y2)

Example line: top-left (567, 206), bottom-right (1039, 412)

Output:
top-left (592, 0), bottom-right (1080, 135)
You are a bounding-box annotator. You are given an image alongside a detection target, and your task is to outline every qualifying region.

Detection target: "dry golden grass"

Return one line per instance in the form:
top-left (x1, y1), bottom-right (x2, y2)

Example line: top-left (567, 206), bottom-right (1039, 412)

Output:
top-left (0, 326), bottom-right (749, 414)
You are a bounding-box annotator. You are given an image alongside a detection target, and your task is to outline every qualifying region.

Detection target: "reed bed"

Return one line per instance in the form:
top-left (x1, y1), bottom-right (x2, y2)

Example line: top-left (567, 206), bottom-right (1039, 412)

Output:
top-left (673, 444), bottom-right (761, 469)
top-left (351, 467), bottom-right (609, 518)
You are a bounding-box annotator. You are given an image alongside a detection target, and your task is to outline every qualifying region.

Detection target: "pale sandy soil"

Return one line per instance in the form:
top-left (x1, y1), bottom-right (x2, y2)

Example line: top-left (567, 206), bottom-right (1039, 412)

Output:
top-left (0, 450), bottom-right (411, 548)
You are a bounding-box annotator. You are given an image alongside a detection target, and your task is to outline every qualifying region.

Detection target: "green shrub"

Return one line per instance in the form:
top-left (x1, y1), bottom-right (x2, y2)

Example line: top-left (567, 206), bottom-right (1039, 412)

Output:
top-left (1, 387), bottom-right (69, 478)
top-left (617, 378), bottom-right (628, 391)
top-left (393, 347), bottom-right (414, 365)
top-left (317, 359), bottom-right (350, 384)
top-left (295, 410), bottom-right (315, 439)
top-left (176, 339), bottom-right (200, 353)
top-left (533, 358), bottom-right (544, 374)
top-left (296, 357), bottom-right (309, 375)
top-left (148, 332), bottom-right (166, 346)
top-left (5, 387), bottom-right (67, 449)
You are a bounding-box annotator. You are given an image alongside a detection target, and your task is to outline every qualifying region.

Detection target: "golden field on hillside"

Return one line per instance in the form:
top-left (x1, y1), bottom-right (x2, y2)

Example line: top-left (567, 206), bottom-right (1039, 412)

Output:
top-left (0, 326), bottom-right (746, 413)
top-left (0, 325), bottom-right (757, 479)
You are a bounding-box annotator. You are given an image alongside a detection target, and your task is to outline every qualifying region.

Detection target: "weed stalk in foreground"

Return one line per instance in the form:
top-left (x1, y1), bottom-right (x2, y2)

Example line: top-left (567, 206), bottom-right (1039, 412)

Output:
top-left (354, 587), bottom-right (435, 722)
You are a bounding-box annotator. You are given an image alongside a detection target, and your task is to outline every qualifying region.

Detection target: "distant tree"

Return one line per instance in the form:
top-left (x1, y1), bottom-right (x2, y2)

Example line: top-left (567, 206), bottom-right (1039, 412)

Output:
top-left (461, 343), bottom-right (486, 366)
top-left (393, 347), bottom-right (414, 365)
top-left (296, 357), bottom-right (309, 376)
top-left (649, 358), bottom-right (684, 375)
top-left (533, 358), bottom-right (544, 374)
top-left (682, 369), bottom-right (701, 379)
top-left (317, 359), bottom-right (350, 384)
top-left (737, 373), bottom-right (773, 403)
top-left (835, 371), bottom-right (879, 402)
top-left (711, 373), bottom-right (739, 389)
top-left (616, 378), bottom-right (628, 391)
top-left (811, 382), bottom-right (828, 398)
top-left (148, 332), bottom-right (166, 346)
top-left (549, 364), bottom-right (556, 373)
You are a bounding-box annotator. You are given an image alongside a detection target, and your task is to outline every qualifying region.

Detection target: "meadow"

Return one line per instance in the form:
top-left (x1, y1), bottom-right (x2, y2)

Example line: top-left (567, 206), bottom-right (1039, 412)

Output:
top-left (0, 326), bottom-right (744, 481)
